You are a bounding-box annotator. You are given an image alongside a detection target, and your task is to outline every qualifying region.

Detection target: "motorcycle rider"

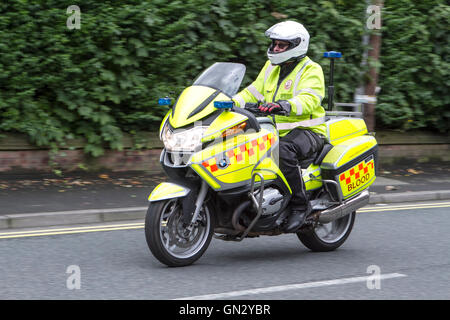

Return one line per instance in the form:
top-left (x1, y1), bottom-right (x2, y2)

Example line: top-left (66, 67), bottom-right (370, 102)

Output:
top-left (232, 21), bottom-right (326, 232)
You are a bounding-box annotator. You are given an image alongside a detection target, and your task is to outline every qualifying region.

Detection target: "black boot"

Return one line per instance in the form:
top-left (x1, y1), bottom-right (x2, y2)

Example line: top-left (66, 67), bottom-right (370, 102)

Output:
top-left (284, 205), bottom-right (311, 233)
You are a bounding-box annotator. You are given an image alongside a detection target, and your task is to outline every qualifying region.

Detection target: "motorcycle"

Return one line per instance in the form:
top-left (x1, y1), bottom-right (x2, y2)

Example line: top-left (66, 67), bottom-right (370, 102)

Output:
top-left (145, 52), bottom-right (378, 267)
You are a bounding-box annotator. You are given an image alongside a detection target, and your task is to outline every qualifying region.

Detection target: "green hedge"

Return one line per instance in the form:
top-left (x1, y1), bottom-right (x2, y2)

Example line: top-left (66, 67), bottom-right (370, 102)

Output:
top-left (377, 0), bottom-right (449, 132)
top-left (0, 0), bottom-right (448, 156)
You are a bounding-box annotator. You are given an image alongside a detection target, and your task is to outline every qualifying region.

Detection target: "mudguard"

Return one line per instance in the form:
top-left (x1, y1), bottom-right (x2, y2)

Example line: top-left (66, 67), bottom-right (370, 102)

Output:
top-left (148, 182), bottom-right (190, 202)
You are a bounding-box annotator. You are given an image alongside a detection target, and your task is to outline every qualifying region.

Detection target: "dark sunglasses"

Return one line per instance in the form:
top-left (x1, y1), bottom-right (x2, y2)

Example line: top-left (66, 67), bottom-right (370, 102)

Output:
top-left (272, 41), bottom-right (289, 50)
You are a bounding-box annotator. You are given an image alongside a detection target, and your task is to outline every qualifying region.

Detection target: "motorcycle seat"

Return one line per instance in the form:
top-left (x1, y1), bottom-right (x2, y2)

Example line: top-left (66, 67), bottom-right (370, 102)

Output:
top-left (298, 143), bottom-right (333, 169)
top-left (313, 142), bottom-right (333, 165)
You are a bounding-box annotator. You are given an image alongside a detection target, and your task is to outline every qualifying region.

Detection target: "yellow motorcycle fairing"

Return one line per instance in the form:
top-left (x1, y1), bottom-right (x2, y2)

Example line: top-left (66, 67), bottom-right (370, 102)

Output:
top-left (252, 157), bottom-right (292, 193)
top-left (148, 182), bottom-right (190, 202)
top-left (159, 110), bottom-right (172, 138)
top-left (302, 164), bottom-right (323, 191)
top-left (321, 117), bottom-right (378, 200)
top-left (326, 118), bottom-right (368, 145)
top-left (169, 85), bottom-right (230, 128)
top-left (188, 110), bottom-right (291, 192)
top-left (190, 129), bottom-right (277, 190)
top-left (201, 110), bottom-right (248, 143)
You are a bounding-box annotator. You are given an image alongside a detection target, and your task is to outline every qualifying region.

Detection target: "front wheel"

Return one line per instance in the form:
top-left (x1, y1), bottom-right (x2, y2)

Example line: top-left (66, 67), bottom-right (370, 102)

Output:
top-left (145, 198), bottom-right (215, 267)
top-left (297, 211), bottom-right (356, 252)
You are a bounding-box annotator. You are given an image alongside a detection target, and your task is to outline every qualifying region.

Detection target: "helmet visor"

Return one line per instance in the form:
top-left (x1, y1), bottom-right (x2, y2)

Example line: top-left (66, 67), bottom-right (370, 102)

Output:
top-left (268, 38), bottom-right (301, 54)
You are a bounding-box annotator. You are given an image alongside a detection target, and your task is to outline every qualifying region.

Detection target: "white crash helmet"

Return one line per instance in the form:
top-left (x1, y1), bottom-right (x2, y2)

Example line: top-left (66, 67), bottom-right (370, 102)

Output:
top-left (265, 21), bottom-right (310, 65)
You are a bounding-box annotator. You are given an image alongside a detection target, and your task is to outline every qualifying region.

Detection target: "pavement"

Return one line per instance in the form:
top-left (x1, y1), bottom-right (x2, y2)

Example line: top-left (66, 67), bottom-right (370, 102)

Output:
top-left (0, 161), bottom-right (449, 230)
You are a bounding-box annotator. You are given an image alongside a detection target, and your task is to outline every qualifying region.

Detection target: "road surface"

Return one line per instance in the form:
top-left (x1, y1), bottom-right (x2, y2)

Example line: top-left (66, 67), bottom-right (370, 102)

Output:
top-left (1, 200), bottom-right (449, 300)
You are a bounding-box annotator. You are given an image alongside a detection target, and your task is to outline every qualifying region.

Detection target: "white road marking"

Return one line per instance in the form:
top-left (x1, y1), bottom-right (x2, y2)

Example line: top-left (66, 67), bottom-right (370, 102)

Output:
top-left (174, 273), bottom-right (407, 300)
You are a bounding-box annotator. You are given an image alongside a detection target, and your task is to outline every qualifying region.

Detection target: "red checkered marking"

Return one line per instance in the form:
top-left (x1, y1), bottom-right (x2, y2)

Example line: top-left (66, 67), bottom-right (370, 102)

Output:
top-left (200, 133), bottom-right (276, 174)
top-left (339, 159), bottom-right (375, 185)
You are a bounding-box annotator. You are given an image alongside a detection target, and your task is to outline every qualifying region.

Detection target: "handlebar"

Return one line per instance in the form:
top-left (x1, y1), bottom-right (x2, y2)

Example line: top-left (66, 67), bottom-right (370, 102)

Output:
top-left (244, 105), bottom-right (265, 116)
top-left (231, 106), bottom-right (261, 132)
top-left (244, 104), bottom-right (287, 117)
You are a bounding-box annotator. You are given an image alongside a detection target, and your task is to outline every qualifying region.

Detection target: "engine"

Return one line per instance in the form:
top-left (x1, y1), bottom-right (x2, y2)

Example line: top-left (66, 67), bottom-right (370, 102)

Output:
top-left (256, 187), bottom-right (284, 216)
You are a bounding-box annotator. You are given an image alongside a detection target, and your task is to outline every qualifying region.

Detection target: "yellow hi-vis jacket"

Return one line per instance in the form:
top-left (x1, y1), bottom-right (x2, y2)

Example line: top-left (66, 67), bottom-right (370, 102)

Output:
top-left (232, 56), bottom-right (326, 138)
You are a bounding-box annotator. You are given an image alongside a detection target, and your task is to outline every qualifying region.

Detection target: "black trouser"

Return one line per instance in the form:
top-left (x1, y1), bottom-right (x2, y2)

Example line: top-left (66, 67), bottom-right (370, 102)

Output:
top-left (278, 129), bottom-right (324, 211)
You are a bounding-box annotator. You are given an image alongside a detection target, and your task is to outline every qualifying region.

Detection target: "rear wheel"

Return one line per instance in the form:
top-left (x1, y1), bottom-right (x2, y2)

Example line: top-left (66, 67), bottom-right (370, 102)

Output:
top-left (297, 211), bottom-right (355, 252)
top-left (145, 198), bottom-right (215, 267)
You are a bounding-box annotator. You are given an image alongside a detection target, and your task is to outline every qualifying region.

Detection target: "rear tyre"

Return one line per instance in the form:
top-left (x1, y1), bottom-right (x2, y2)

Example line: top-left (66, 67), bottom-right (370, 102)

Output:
top-left (297, 211), bottom-right (355, 252)
top-left (145, 199), bottom-right (215, 267)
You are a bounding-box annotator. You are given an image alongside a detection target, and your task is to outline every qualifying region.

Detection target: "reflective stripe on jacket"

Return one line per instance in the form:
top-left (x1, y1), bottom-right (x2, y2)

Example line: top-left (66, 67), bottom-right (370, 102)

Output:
top-left (232, 57), bottom-right (326, 138)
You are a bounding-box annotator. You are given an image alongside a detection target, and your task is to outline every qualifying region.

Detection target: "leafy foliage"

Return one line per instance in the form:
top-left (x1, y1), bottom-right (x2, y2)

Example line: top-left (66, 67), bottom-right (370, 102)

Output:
top-left (377, 0), bottom-right (449, 132)
top-left (0, 0), bottom-right (448, 156)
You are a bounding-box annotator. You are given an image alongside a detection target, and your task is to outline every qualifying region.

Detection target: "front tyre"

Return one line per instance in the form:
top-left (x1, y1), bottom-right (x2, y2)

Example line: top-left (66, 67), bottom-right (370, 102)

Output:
top-left (297, 211), bottom-right (356, 252)
top-left (145, 199), bottom-right (215, 267)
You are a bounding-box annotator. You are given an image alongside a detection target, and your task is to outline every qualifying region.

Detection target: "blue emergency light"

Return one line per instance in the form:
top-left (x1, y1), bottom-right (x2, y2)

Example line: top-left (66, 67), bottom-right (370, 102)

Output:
top-left (323, 51), bottom-right (342, 58)
top-left (214, 101), bottom-right (234, 110)
top-left (323, 51), bottom-right (342, 111)
top-left (158, 98), bottom-right (172, 106)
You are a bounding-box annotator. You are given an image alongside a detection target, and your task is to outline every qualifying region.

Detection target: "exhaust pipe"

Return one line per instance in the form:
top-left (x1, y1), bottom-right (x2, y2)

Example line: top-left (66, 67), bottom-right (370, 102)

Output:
top-left (318, 190), bottom-right (370, 224)
top-left (231, 200), bottom-right (252, 232)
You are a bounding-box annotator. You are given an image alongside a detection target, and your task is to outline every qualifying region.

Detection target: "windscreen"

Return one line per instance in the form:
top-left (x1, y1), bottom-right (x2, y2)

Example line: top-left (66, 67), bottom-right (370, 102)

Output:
top-left (193, 62), bottom-right (246, 97)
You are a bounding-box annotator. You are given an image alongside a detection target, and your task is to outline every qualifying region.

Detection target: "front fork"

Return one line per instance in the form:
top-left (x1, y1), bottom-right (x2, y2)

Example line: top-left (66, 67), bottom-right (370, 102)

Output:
top-left (184, 180), bottom-right (209, 233)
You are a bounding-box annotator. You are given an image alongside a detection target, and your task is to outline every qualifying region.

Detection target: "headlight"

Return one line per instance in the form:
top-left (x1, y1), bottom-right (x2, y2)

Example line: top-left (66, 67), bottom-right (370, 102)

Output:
top-left (162, 125), bottom-right (208, 152)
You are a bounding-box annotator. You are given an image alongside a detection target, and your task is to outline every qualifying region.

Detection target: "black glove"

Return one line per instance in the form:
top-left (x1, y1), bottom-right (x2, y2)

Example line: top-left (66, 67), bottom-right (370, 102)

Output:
top-left (244, 102), bottom-right (261, 114)
top-left (258, 101), bottom-right (291, 115)
top-left (244, 102), bottom-right (259, 110)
